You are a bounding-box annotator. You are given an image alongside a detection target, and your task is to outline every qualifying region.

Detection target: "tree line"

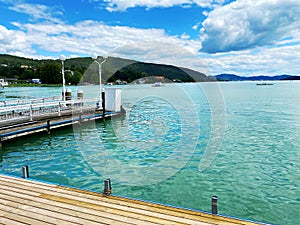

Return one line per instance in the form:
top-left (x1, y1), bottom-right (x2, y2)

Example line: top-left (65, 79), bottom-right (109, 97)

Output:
top-left (0, 54), bottom-right (211, 85)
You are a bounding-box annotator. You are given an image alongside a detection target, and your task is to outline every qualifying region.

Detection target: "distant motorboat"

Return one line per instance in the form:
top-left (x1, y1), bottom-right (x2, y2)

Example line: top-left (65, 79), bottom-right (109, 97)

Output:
top-left (256, 82), bottom-right (274, 86)
top-left (0, 79), bottom-right (8, 92)
top-left (152, 82), bottom-right (163, 87)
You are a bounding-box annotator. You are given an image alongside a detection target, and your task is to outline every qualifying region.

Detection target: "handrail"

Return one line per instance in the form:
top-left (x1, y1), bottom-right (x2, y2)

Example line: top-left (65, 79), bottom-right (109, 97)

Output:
top-left (0, 98), bottom-right (99, 121)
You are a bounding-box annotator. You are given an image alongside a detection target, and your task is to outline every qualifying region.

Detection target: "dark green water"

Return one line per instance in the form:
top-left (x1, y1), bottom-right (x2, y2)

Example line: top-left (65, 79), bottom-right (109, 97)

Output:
top-left (1, 82), bottom-right (300, 225)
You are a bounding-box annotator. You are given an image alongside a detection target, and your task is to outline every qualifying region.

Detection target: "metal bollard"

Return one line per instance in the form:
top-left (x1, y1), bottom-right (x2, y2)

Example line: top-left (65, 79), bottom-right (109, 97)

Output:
top-left (22, 166), bottom-right (29, 179)
top-left (212, 195), bottom-right (218, 214)
top-left (103, 178), bottom-right (112, 196)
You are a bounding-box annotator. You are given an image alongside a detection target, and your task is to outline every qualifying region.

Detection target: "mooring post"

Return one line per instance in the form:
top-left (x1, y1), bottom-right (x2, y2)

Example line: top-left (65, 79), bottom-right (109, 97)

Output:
top-left (103, 178), bottom-right (112, 196)
top-left (22, 166), bottom-right (29, 179)
top-left (212, 195), bottom-right (218, 214)
top-left (47, 120), bottom-right (51, 134)
top-left (102, 91), bottom-right (105, 119)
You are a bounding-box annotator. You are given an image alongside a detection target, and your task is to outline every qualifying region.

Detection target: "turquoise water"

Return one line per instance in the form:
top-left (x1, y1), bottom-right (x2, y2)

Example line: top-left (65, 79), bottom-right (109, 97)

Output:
top-left (1, 82), bottom-right (300, 225)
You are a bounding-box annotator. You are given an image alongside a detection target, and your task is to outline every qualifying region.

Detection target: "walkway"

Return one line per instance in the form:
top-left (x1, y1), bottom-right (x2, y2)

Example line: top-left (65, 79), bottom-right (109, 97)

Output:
top-left (0, 174), bottom-right (263, 225)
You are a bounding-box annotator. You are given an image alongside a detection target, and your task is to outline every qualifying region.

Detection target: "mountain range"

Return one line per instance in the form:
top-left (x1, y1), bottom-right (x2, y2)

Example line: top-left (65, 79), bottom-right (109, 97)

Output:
top-left (213, 74), bottom-right (300, 81)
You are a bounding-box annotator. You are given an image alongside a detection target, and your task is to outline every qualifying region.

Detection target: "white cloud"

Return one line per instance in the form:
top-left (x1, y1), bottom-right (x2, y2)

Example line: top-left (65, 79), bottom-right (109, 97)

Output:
top-left (104, 0), bottom-right (223, 11)
top-left (3, 18), bottom-right (300, 76)
top-left (0, 25), bottom-right (34, 56)
top-left (1, 0), bottom-right (300, 76)
top-left (202, 44), bottom-right (300, 76)
top-left (1, 20), bottom-right (203, 71)
top-left (200, 0), bottom-right (300, 53)
top-left (9, 3), bottom-right (63, 23)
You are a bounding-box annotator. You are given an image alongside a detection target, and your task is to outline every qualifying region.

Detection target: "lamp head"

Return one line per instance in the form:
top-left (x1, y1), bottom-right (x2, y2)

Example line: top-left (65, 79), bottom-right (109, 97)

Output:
top-left (59, 55), bottom-right (66, 61)
top-left (91, 53), bottom-right (98, 60)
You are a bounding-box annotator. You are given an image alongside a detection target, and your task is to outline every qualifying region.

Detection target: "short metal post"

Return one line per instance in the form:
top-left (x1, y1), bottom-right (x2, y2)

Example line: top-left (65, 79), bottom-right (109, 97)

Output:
top-left (22, 166), bottom-right (29, 178)
top-left (212, 195), bottom-right (218, 214)
top-left (103, 178), bottom-right (112, 196)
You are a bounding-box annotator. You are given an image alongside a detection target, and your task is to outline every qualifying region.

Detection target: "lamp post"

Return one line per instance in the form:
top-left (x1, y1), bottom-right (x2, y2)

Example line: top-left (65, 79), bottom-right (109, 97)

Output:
top-left (59, 55), bottom-right (66, 101)
top-left (92, 54), bottom-right (107, 108)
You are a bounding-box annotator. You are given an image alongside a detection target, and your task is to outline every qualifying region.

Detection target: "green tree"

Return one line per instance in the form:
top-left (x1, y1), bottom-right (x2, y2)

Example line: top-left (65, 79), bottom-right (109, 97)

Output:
top-left (65, 70), bottom-right (82, 85)
top-left (39, 62), bottom-right (61, 84)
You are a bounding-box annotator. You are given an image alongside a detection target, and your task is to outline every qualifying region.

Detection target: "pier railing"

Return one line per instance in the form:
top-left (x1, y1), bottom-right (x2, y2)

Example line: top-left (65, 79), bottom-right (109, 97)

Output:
top-left (0, 96), bottom-right (62, 107)
top-left (0, 98), bottom-right (99, 123)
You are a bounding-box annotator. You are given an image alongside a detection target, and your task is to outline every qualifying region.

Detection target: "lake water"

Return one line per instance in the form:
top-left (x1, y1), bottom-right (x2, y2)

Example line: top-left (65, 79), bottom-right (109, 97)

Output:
top-left (1, 81), bottom-right (300, 225)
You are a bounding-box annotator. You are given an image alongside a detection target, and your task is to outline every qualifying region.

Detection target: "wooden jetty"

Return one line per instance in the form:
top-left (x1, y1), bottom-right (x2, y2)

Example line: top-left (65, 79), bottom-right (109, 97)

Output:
top-left (0, 174), bottom-right (263, 225)
top-left (0, 98), bottom-right (123, 142)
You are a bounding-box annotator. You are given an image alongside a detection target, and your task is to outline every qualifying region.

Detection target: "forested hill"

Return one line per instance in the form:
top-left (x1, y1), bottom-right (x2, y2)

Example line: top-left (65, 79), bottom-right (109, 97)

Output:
top-left (0, 54), bottom-right (211, 84)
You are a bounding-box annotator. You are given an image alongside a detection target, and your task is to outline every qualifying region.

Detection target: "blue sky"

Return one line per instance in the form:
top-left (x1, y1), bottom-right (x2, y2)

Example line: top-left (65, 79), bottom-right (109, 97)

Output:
top-left (0, 0), bottom-right (300, 76)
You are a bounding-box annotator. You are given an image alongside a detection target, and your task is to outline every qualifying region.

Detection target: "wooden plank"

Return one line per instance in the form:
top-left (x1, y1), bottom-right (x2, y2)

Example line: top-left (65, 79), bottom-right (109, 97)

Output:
top-left (0, 204), bottom-right (55, 225)
top-left (0, 194), bottom-right (82, 225)
top-left (0, 179), bottom-right (160, 225)
top-left (0, 177), bottom-right (201, 225)
top-left (0, 189), bottom-right (142, 225)
top-left (0, 178), bottom-right (207, 225)
top-left (0, 175), bottom-right (263, 225)
top-left (0, 176), bottom-right (259, 225)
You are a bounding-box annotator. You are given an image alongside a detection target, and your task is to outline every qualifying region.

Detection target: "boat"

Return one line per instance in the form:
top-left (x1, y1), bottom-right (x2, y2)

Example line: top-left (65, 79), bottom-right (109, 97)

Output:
top-left (152, 82), bottom-right (163, 87)
top-left (256, 82), bottom-right (274, 86)
top-left (0, 79), bottom-right (8, 92)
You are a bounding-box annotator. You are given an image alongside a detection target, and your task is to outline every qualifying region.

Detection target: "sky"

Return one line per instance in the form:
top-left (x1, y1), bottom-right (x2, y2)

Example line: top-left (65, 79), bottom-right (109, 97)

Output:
top-left (0, 0), bottom-right (300, 76)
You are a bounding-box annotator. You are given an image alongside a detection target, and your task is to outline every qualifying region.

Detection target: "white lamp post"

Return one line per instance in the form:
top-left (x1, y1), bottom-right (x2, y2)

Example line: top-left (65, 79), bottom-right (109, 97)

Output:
top-left (92, 54), bottom-right (107, 107)
top-left (59, 55), bottom-right (66, 101)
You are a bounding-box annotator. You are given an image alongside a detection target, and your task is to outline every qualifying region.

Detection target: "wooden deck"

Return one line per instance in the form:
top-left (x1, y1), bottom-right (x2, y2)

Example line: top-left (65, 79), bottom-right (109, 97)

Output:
top-left (0, 174), bottom-right (263, 225)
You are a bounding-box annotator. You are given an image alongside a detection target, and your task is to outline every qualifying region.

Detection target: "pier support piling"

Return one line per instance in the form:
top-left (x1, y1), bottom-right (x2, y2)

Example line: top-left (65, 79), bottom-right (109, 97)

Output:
top-left (79, 113), bottom-right (82, 125)
top-left (47, 120), bottom-right (51, 134)
top-left (102, 91), bottom-right (106, 119)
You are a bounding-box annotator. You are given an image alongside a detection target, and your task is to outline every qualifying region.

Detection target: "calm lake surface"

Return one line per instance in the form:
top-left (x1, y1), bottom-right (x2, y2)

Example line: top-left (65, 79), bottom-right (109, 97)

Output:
top-left (1, 81), bottom-right (300, 225)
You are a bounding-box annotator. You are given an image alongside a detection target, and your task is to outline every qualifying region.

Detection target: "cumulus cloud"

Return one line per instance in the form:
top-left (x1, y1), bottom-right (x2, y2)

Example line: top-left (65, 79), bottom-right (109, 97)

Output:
top-left (0, 25), bottom-right (34, 55)
top-left (2, 20), bottom-right (203, 71)
top-left (202, 43), bottom-right (300, 76)
top-left (103, 0), bottom-right (223, 11)
top-left (200, 0), bottom-right (300, 53)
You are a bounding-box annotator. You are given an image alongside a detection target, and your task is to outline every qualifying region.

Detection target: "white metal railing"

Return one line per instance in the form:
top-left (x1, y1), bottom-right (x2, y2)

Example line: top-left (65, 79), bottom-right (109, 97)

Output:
top-left (0, 98), bottom-right (99, 122)
top-left (0, 96), bottom-right (62, 107)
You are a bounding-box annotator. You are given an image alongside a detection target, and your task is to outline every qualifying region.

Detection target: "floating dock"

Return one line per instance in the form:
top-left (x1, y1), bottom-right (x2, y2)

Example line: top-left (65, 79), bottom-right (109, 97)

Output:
top-left (0, 174), bottom-right (263, 225)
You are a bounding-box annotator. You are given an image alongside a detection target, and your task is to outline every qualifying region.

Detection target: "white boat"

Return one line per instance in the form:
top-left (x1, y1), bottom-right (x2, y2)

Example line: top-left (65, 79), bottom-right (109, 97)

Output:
top-left (0, 79), bottom-right (8, 92)
top-left (152, 82), bottom-right (163, 87)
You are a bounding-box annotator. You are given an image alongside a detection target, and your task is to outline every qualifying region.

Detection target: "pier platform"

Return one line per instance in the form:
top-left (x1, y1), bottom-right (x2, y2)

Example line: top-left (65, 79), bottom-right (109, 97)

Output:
top-left (0, 103), bottom-right (122, 142)
top-left (0, 174), bottom-right (262, 225)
